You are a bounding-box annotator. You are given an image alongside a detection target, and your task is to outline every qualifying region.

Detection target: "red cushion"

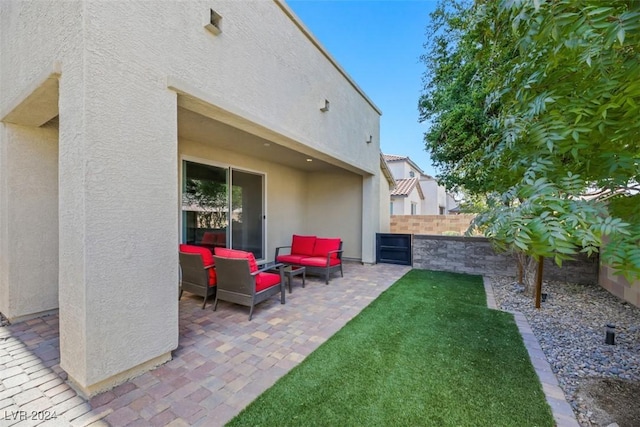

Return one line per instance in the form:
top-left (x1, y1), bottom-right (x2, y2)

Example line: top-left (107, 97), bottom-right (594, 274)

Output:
top-left (299, 256), bottom-right (342, 267)
top-left (291, 235), bottom-right (316, 256)
top-left (313, 238), bottom-right (341, 259)
top-left (201, 232), bottom-right (217, 245)
top-left (276, 254), bottom-right (310, 265)
top-left (201, 231), bottom-right (226, 246)
top-left (255, 272), bottom-right (281, 292)
top-left (179, 244), bottom-right (216, 286)
top-left (214, 247), bottom-right (258, 273)
top-left (216, 233), bottom-right (226, 245)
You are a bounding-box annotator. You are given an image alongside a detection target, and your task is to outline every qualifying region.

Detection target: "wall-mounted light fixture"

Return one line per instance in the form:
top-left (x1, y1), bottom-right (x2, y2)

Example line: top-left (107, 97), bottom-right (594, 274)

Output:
top-left (306, 158), bottom-right (313, 162)
top-left (205, 9), bottom-right (222, 35)
top-left (366, 135), bottom-right (373, 144)
top-left (320, 99), bottom-right (330, 112)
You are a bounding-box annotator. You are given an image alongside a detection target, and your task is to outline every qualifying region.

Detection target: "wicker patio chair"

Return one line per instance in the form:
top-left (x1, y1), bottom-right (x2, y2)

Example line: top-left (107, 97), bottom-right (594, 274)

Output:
top-left (213, 255), bottom-right (285, 321)
top-left (179, 246), bottom-right (217, 309)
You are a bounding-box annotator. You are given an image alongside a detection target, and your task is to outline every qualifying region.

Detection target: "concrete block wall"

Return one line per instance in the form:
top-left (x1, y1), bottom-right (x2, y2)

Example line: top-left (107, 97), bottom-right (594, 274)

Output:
top-left (412, 235), bottom-right (599, 285)
top-left (390, 214), bottom-right (477, 236)
top-left (390, 224), bottom-right (638, 307)
top-left (599, 265), bottom-right (640, 308)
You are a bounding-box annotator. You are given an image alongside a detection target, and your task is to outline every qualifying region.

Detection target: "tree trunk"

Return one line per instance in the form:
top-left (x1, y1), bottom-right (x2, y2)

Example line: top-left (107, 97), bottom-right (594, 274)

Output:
top-left (516, 255), bottom-right (524, 284)
top-left (520, 254), bottom-right (537, 297)
top-left (535, 256), bottom-right (544, 309)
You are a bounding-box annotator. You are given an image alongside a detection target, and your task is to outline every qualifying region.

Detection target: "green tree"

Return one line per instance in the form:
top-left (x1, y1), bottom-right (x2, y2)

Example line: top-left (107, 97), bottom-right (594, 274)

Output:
top-left (419, 0), bottom-right (516, 196)
top-left (477, 0), bottom-right (640, 280)
top-left (420, 0), bottom-right (541, 291)
top-left (421, 0), bottom-right (640, 288)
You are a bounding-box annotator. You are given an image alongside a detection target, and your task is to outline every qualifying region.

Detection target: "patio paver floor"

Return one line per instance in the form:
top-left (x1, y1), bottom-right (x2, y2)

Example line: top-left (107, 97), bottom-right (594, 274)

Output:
top-left (0, 262), bottom-right (410, 426)
top-left (0, 264), bottom-right (578, 426)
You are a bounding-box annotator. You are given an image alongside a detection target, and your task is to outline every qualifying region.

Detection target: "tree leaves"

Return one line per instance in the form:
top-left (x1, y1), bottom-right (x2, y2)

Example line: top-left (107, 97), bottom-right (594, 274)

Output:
top-left (424, 0), bottom-right (640, 280)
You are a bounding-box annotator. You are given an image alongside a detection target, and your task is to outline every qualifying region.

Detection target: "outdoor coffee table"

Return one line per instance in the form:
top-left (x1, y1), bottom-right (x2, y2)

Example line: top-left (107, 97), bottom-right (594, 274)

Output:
top-left (283, 265), bottom-right (306, 293)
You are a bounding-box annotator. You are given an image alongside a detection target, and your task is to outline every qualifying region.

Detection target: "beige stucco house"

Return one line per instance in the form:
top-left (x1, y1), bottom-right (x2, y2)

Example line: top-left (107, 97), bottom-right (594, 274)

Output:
top-left (384, 154), bottom-right (457, 215)
top-left (0, 0), bottom-right (387, 396)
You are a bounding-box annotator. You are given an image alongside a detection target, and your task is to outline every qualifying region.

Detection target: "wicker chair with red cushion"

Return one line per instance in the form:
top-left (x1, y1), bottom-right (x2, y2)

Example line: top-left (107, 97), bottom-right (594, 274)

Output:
top-left (179, 244), bottom-right (217, 309)
top-left (213, 248), bottom-right (285, 320)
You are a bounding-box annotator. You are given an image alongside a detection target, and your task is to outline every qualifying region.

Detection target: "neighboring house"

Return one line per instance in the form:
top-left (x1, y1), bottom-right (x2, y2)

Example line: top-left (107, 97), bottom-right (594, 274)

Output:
top-left (383, 154), bottom-right (458, 215)
top-left (390, 177), bottom-right (424, 215)
top-left (0, 1), bottom-right (387, 396)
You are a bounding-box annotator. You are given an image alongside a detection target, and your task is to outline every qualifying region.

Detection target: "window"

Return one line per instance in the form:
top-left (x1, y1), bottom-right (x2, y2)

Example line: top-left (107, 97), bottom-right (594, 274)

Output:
top-left (390, 202), bottom-right (394, 215)
top-left (409, 171), bottom-right (415, 178)
top-left (182, 160), bottom-right (265, 259)
top-left (411, 202), bottom-right (417, 215)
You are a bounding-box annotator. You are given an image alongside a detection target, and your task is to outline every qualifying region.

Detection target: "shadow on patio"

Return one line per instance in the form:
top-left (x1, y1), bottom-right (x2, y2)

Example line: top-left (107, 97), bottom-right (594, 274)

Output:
top-left (0, 262), bottom-right (410, 426)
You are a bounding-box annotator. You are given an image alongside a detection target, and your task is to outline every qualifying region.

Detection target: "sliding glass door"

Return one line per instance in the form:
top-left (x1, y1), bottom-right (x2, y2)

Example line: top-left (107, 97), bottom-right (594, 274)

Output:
top-left (231, 170), bottom-right (264, 259)
top-left (182, 160), bottom-right (264, 259)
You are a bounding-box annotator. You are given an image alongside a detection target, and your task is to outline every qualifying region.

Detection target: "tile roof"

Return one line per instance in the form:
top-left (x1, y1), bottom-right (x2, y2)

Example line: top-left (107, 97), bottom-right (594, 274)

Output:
top-left (383, 154), bottom-right (407, 162)
top-left (390, 178), bottom-right (424, 199)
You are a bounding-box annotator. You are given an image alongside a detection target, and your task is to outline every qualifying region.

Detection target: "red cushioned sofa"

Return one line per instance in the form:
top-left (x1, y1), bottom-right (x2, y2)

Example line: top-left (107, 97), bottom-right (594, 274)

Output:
top-left (275, 235), bottom-right (343, 284)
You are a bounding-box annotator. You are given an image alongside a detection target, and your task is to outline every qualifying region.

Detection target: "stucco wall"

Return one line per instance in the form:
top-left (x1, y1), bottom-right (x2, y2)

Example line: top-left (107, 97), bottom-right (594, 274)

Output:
top-left (159, 0), bottom-right (380, 175)
top-left (379, 172), bottom-right (391, 233)
top-left (1, 0), bottom-right (383, 220)
top-left (391, 198), bottom-right (401, 216)
top-left (391, 214), bottom-right (476, 235)
top-left (419, 180), bottom-right (440, 215)
top-left (386, 162), bottom-right (406, 179)
top-left (0, 1), bottom-right (82, 113)
top-left (408, 190), bottom-right (422, 215)
top-left (305, 171), bottom-right (363, 260)
top-left (392, 190), bottom-right (422, 216)
top-left (413, 235), bottom-right (599, 285)
top-left (57, 53), bottom-right (180, 392)
top-left (1, 0), bottom-right (382, 394)
top-left (0, 124), bottom-right (59, 321)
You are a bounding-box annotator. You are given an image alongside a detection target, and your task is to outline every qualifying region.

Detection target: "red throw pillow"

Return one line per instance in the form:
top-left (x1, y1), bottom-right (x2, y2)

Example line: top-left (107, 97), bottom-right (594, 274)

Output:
top-left (214, 247), bottom-right (258, 273)
top-left (313, 238), bottom-right (341, 259)
top-left (180, 244), bottom-right (214, 265)
top-left (179, 244), bottom-right (216, 286)
top-left (291, 235), bottom-right (316, 256)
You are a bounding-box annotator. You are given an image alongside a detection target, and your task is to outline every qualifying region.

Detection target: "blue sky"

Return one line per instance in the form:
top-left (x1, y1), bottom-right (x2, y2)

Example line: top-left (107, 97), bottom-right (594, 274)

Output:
top-left (287, 0), bottom-right (439, 177)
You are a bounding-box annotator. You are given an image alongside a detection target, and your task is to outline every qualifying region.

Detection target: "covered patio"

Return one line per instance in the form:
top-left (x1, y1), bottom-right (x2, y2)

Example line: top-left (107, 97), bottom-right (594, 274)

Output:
top-left (1, 1), bottom-right (386, 396)
top-left (0, 262), bottom-right (410, 426)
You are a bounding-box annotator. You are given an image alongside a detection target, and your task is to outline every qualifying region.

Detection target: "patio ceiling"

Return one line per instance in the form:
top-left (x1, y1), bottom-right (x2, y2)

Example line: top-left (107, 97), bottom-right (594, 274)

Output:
top-left (178, 107), bottom-right (343, 173)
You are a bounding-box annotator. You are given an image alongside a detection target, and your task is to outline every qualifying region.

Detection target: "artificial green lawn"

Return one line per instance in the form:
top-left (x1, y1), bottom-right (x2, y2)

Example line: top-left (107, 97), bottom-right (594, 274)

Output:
top-left (227, 269), bottom-right (554, 427)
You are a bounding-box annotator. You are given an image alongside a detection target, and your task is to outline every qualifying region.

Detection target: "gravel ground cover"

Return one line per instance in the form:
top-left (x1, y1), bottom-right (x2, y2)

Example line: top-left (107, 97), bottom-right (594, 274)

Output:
top-left (491, 276), bottom-right (640, 427)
